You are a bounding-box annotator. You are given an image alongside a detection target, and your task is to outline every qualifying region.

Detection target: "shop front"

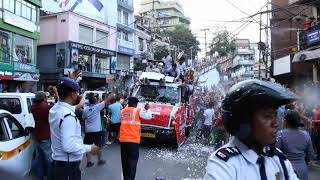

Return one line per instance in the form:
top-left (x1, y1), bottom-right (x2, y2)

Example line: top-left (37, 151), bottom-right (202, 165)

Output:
top-left (68, 41), bottom-right (116, 90)
top-left (116, 45), bottom-right (135, 89)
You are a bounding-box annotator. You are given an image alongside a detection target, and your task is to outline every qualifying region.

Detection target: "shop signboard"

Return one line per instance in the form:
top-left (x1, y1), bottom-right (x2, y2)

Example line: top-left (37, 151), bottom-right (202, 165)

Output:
top-left (70, 42), bottom-right (116, 56)
top-left (0, 70), bottom-right (13, 80)
top-left (307, 29), bottom-right (320, 46)
top-left (118, 46), bottom-right (135, 56)
top-left (42, 0), bottom-right (106, 23)
top-left (14, 72), bottom-right (39, 82)
top-left (14, 62), bottom-right (37, 73)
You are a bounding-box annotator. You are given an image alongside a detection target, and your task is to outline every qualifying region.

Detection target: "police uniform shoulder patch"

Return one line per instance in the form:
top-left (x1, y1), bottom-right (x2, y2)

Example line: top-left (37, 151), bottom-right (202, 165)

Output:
top-left (215, 147), bottom-right (241, 162)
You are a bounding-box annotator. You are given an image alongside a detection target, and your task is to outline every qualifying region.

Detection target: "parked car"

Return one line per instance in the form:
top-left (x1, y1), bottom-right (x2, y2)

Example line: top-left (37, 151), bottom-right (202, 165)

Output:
top-left (0, 93), bottom-right (35, 128)
top-left (0, 110), bottom-right (35, 178)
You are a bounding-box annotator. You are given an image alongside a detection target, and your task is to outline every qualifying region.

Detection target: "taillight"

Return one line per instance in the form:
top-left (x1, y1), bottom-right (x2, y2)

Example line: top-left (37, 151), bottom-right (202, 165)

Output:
top-left (170, 117), bottom-right (176, 127)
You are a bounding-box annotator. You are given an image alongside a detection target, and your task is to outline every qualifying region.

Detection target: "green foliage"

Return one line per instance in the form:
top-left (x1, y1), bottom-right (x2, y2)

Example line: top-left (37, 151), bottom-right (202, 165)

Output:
top-left (167, 25), bottom-right (200, 59)
top-left (210, 30), bottom-right (235, 57)
top-left (154, 45), bottom-right (168, 60)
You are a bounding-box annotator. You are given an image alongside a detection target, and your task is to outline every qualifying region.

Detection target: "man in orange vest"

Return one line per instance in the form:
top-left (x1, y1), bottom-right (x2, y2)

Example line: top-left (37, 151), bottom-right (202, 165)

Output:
top-left (120, 97), bottom-right (152, 180)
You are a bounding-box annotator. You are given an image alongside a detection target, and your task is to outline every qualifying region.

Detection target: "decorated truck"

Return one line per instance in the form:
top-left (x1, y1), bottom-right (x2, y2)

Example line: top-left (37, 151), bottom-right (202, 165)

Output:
top-left (132, 72), bottom-right (195, 147)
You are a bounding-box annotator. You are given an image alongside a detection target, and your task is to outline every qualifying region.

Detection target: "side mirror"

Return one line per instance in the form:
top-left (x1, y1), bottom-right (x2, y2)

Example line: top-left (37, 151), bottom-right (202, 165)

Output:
top-left (24, 127), bottom-right (34, 136)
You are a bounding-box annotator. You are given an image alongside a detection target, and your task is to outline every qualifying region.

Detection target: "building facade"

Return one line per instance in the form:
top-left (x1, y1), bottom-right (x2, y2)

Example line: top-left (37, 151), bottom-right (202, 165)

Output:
top-left (38, 11), bottom-right (117, 90)
top-left (0, 0), bottom-right (42, 92)
top-left (231, 39), bottom-right (255, 80)
top-left (139, 0), bottom-right (190, 30)
top-left (270, 0), bottom-right (316, 86)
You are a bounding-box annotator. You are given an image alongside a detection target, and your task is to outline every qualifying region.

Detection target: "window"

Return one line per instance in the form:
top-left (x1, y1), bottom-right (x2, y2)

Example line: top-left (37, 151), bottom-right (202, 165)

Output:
top-left (79, 25), bottom-right (93, 44)
top-left (0, 30), bottom-right (12, 63)
top-left (15, 0), bottom-right (22, 16)
top-left (123, 32), bottom-right (129, 41)
top-left (118, 9), bottom-right (122, 23)
top-left (96, 30), bottom-right (108, 49)
top-left (13, 34), bottom-right (34, 64)
top-left (139, 38), bottom-right (144, 51)
top-left (5, 116), bottom-right (24, 139)
top-left (21, 1), bottom-right (27, 18)
top-left (3, 0), bottom-right (15, 12)
top-left (0, 98), bottom-right (22, 114)
top-left (31, 6), bottom-right (37, 22)
top-left (27, 98), bottom-right (33, 113)
top-left (117, 31), bottom-right (122, 39)
top-left (0, 119), bottom-right (7, 141)
top-left (123, 12), bottom-right (129, 25)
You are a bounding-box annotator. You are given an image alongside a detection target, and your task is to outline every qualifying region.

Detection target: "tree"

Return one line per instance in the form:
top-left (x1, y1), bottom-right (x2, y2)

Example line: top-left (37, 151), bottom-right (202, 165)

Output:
top-left (210, 30), bottom-right (235, 57)
top-left (154, 45), bottom-right (168, 60)
top-left (167, 25), bottom-right (200, 59)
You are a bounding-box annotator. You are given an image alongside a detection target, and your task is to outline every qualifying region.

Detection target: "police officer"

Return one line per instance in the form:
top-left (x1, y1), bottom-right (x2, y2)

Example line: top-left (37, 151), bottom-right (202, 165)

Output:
top-left (204, 79), bottom-right (299, 180)
top-left (119, 97), bottom-right (152, 180)
top-left (49, 77), bottom-right (99, 180)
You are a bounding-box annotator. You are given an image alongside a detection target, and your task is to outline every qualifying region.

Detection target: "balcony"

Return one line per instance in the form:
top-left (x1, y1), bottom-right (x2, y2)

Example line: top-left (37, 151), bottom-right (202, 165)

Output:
top-left (233, 59), bottom-right (255, 68)
top-left (118, 39), bottom-right (134, 49)
top-left (117, 23), bottom-right (135, 33)
top-left (118, 0), bottom-right (134, 12)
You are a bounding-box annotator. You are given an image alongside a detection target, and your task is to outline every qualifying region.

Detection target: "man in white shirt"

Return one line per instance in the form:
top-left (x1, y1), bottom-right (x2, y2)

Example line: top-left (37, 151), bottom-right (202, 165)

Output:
top-left (49, 77), bottom-right (99, 180)
top-left (177, 56), bottom-right (186, 80)
top-left (203, 104), bottom-right (215, 144)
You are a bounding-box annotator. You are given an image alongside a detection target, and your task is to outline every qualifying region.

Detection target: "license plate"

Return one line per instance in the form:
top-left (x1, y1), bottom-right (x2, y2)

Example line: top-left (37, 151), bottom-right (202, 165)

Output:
top-left (141, 133), bottom-right (156, 138)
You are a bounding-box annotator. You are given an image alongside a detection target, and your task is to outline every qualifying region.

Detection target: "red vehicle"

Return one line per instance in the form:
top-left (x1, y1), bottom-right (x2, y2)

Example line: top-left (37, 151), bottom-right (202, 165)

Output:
top-left (132, 72), bottom-right (195, 147)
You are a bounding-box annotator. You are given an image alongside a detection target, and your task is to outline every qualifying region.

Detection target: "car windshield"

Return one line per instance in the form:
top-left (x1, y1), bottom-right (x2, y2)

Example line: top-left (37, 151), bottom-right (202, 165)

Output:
top-left (136, 85), bottom-right (180, 104)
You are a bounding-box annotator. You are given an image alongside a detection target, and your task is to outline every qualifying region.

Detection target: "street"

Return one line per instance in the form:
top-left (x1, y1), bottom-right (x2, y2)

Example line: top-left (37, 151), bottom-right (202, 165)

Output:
top-left (81, 133), bottom-right (320, 180)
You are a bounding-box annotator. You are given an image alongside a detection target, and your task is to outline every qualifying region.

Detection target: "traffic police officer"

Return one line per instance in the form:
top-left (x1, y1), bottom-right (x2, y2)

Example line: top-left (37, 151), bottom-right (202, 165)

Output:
top-left (204, 79), bottom-right (299, 180)
top-left (49, 77), bottom-right (99, 180)
top-left (119, 97), bottom-right (152, 180)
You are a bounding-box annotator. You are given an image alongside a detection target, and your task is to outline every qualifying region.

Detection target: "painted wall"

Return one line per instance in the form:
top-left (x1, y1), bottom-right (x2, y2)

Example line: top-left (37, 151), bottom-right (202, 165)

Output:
top-left (39, 12), bottom-right (117, 51)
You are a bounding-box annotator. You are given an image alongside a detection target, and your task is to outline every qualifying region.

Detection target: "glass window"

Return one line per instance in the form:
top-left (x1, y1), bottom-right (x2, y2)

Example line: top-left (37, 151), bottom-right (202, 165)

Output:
top-left (31, 6), bottom-right (37, 22)
top-left (78, 54), bottom-right (92, 72)
top-left (123, 12), bottom-right (129, 25)
top-left (79, 25), bottom-right (93, 44)
top-left (0, 0), bottom-right (2, 8)
top-left (27, 98), bottom-right (32, 113)
top-left (0, 30), bottom-right (12, 63)
top-left (0, 119), bottom-right (8, 141)
top-left (0, 98), bottom-right (22, 114)
top-left (26, 4), bottom-right (32, 20)
top-left (117, 31), bottom-right (122, 39)
top-left (139, 38), bottom-right (144, 51)
top-left (21, 1), bottom-right (27, 18)
top-left (136, 85), bottom-right (180, 104)
top-left (96, 56), bottom-right (109, 74)
top-left (118, 9), bottom-right (122, 23)
top-left (123, 32), bottom-right (129, 41)
top-left (5, 116), bottom-right (24, 139)
top-left (9, 0), bottom-right (15, 12)
top-left (13, 34), bottom-right (34, 64)
top-left (96, 30), bottom-right (108, 49)
top-left (15, 1), bottom-right (22, 16)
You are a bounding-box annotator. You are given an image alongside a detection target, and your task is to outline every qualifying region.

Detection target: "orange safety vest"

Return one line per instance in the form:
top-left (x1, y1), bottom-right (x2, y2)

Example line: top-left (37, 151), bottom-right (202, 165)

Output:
top-left (119, 107), bottom-right (141, 144)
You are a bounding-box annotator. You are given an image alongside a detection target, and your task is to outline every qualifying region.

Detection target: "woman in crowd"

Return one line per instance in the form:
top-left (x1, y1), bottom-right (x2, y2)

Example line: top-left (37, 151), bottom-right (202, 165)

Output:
top-left (276, 109), bottom-right (314, 180)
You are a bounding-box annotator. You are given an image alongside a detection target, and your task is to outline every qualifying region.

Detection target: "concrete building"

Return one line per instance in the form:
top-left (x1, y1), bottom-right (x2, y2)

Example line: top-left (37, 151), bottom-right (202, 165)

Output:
top-left (38, 11), bottom-right (117, 90)
top-left (117, 0), bottom-right (135, 88)
top-left (134, 15), bottom-right (169, 61)
top-left (0, 0), bottom-right (42, 92)
top-left (139, 0), bottom-right (190, 30)
top-left (270, 0), bottom-right (316, 86)
top-left (231, 39), bottom-right (255, 80)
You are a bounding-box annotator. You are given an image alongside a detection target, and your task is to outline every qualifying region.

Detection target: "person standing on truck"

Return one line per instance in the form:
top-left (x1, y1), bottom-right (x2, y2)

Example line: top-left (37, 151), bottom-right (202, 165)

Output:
top-left (120, 97), bottom-right (152, 180)
top-left (82, 93), bottom-right (110, 167)
top-left (49, 77), bottom-right (99, 180)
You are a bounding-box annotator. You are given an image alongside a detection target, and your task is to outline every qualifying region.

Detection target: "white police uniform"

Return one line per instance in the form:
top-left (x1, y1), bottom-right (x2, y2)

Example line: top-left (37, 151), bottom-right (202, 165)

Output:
top-left (204, 137), bottom-right (299, 180)
top-left (49, 101), bottom-right (91, 161)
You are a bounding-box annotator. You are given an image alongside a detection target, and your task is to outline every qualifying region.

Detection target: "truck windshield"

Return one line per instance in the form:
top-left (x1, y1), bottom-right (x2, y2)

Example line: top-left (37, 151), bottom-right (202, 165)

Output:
top-left (136, 85), bottom-right (180, 104)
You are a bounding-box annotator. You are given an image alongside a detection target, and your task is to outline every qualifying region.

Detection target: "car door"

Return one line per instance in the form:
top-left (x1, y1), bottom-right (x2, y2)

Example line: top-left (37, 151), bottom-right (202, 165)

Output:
top-left (0, 114), bottom-right (34, 177)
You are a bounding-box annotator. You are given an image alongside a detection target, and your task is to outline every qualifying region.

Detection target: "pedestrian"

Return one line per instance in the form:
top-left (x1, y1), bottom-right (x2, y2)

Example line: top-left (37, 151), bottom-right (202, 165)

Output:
top-left (312, 105), bottom-right (320, 162)
top-left (204, 79), bottom-right (299, 180)
top-left (108, 94), bottom-right (123, 143)
top-left (203, 104), bottom-right (215, 144)
top-left (31, 91), bottom-right (54, 180)
top-left (276, 109), bottom-right (314, 180)
top-left (49, 77), bottom-right (99, 180)
top-left (83, 93), bottom-right (110, 167)
top-left (120, 97), bottom-right (152, 180)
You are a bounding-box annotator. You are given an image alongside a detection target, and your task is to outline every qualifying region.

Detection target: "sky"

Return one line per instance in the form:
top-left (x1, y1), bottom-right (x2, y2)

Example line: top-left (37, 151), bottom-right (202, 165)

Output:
top-left (134, 0), bottom-right (269, 57)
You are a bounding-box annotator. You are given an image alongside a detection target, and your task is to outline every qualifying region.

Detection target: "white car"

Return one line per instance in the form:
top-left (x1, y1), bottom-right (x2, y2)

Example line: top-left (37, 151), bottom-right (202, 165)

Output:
top-left (0, 110), bottom-right (35, 178)
top-left (0, 93), bottom-right (35, 128)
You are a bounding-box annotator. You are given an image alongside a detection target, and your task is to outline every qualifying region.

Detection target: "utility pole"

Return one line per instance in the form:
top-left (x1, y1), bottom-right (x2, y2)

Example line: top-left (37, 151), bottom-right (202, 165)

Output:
top-left (201, 28), bottom-right (209, 59)
top-left (190, 46), bottom-right (194, 66)
top-left (258, 12), bottom-right (262, 79)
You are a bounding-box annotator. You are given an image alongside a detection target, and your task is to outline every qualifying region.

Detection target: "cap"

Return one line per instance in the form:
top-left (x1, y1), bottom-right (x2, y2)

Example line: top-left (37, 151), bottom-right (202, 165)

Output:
top-left (34, 91), bottom-right (47, 103)
top-left (59, 77), bottom-right (80, 92)
top-left (128, 96), bottom-right (139, 104)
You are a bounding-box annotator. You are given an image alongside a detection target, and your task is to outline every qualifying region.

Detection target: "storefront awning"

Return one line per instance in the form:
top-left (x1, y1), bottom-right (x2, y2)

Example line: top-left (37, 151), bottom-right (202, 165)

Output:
top-left (292, 48), bottom-right (320, 63)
